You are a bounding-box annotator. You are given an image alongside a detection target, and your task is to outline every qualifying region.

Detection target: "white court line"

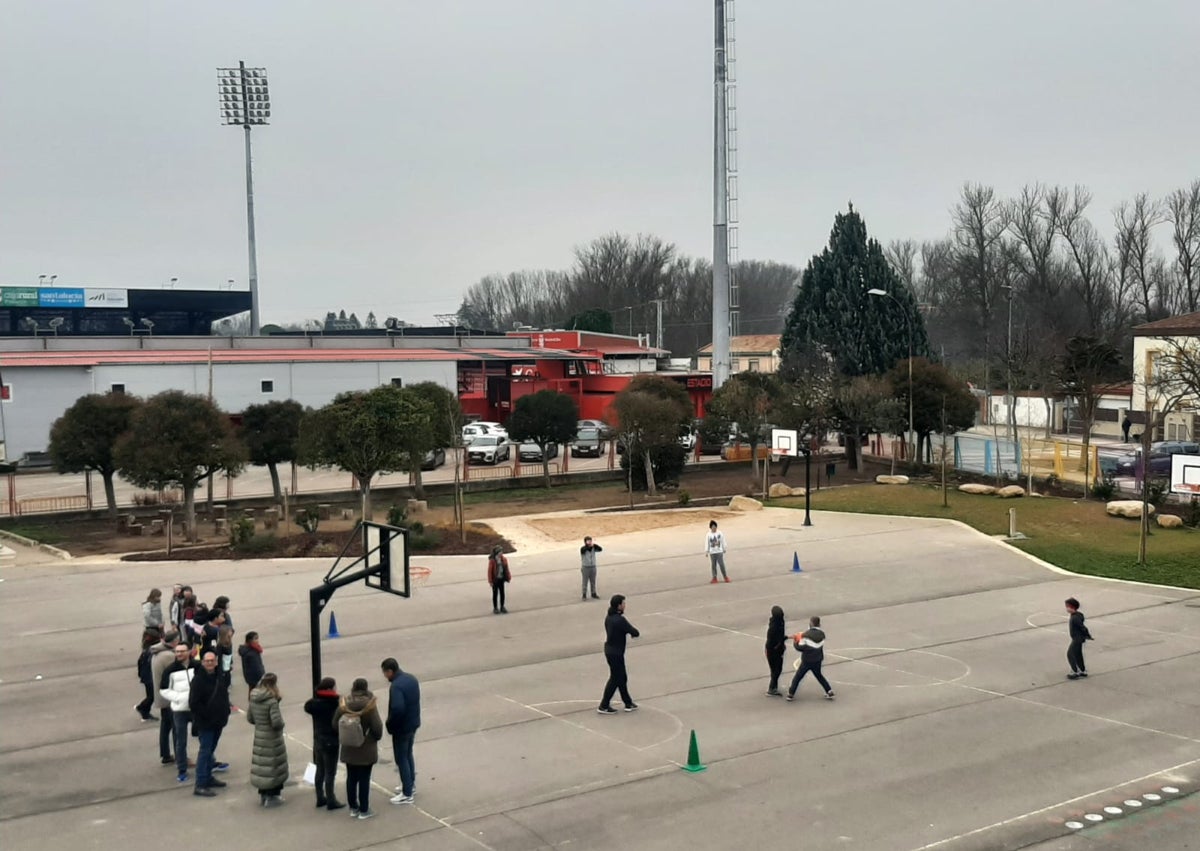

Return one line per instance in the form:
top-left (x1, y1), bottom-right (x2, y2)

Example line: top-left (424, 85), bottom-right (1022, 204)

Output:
top-left (1027, 611), bottom-right (1200, 643)
top-left (907, 755), bottom-right (1200, 850)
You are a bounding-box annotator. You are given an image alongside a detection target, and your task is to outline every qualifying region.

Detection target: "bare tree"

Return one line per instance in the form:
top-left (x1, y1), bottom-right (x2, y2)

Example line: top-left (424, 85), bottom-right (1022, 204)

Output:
top-left (1114, 193), bottom-right (1166, 321)
top-left (1057, 186), bottom-right (1124, 339)
top-left (1163, 180), bottom-right (1200, 313)
top-left (885, 239), bottom-right (919, 294)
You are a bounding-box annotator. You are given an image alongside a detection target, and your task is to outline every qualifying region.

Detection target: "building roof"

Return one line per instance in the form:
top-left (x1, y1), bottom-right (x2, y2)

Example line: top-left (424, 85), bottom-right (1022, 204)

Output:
top-left (509, 330), bottom-right (669, 356)
top-left (0, 347), bottom-right (592, 369)
top-left (696, 334), bottom-right (781, 355)
top-left (1132, 311), bottom-right (1200, 336)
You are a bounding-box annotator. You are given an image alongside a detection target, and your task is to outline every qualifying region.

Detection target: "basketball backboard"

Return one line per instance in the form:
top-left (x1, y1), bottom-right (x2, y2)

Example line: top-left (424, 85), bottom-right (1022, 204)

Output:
top-left (1170, 453), bottom-right (1200, 496)
top-left (771, 428), bottom-right (799, 457)
top-left (362, 521), bottom-right (410, 597)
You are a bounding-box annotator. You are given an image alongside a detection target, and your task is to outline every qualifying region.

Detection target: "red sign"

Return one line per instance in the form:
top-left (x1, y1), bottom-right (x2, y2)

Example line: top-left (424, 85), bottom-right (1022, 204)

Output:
top-left (511, 365), bottom-right (540, 378)
top-left (685, 376), bottom-right (713, 389)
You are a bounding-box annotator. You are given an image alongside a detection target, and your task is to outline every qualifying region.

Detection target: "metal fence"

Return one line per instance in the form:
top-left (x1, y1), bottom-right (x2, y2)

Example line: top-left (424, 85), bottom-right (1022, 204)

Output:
top-left (953, 434), bottom-right (1022, 478)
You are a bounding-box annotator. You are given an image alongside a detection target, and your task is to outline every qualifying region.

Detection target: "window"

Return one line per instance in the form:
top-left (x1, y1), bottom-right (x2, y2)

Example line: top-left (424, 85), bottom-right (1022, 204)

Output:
top-left (748, 359), bottom-right (760, 372)
top-left (731, 358), bottom-right (741, 372)
top-left (110, 383), bottom-right (126, 394)
top-left (390, 377), bottom-right (403, 388)
top-left (261, 379), bottom-right (274, 393)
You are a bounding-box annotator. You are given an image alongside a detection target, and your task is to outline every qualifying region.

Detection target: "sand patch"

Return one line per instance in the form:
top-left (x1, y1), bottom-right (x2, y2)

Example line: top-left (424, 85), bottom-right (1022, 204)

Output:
top-left (526, 509), bottom-right (734, 542)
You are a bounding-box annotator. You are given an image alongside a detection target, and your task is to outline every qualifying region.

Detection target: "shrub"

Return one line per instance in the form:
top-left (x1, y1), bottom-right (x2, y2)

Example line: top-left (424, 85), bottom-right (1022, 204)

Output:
top-left (1186, 496), bottom-right (1200, 528)
top-left (408, 523), bottom-right (441, 551)
top-left (1146, 478), bottom-right (1170, 508)
top-left (229, 516), bottom-right (255, 547)
top-left (387, 504), bottom-right (407, 527)
top-left (1091, 476), bottom-right (1117, 501)
top-left (234, 533), bottom-right (277, 555)
top-left (297, 510), bottom-right (319, 534)
top-left (677, 489), bottom-right (691, 506)
top-left (620, 443), bottom-right (689, 491)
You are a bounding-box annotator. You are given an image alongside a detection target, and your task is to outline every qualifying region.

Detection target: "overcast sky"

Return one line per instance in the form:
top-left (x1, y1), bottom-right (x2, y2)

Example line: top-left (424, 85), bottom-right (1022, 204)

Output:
top-left (2, 1), bottom-right (1197, 326)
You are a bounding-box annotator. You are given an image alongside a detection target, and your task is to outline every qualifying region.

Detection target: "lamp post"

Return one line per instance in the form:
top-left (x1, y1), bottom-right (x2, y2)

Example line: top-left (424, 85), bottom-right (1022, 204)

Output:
top-left (217, 62), bottom-right (270, 336)
top-left (868, 288), bottom-right (914, 467)
top-left (801, 442), bottom-right (813, 527)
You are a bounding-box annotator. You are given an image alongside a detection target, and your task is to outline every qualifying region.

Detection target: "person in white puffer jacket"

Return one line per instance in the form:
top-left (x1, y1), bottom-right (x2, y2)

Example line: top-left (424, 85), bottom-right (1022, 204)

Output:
top-left (160, 645), bottom-right (198, 783)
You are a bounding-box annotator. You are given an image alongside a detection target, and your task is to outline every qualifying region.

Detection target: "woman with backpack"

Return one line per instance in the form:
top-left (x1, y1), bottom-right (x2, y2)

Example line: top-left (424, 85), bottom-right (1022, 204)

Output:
top-left (246, 672), bottom-right (289, 808)
top-left (487, 545), bottom-right (511, 614)
top-left (333, 677), bottom-right (384, 820)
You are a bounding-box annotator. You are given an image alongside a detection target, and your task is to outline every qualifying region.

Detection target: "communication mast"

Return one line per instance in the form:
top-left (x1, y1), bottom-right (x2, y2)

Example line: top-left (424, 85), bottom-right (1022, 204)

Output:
top-left (712, 0), bottom-right (739, 388)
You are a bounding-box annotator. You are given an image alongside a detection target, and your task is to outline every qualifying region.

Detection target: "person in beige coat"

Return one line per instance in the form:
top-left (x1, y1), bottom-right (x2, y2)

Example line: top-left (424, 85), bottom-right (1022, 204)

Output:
top-left (246, 673), bottom-right (289, 808)
top-left (333, 678), bottom-right (384, 820)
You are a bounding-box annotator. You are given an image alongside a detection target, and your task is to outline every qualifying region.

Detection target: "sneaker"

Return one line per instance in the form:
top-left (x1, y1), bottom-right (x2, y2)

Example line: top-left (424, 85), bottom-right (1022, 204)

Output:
top-left (205, 778), bottom-right (227, 788)
top-left (162, 756), bottom-right (174, 765)
top-left (723, 577), bottom-right (731, 583)
top-left (390, 793), bottom-right (414, 805)
top-left (212, 762), bottom-right (229, 772)
top-left (710, 578), bottom-right (719, 584)
top-left (591, 593), bottom-right (600, 599)
top-left (177, 772), bottom-right (190, 784)
top-left (1078, 672), bottom-right (1088, 678)
top-left (141, 713), bottom-right (158, 722)
top-left (316, 799), bottom-right (327, 809)
top-left (493, 607), bottom-right (499, 614)
top-left (765, 690), bottom-right (782, 697)
top-left (785, 693), bottom-right (795, 702)
top-left (582, 595), bottom-right (587, 600)
top-left (357, 810), bottom-right (377, 820)
top-left (825, 691), bottom-right (835, 700)
top-left (500, 606), bottom-right (508, 613)
top-left (264, 796), bottom-right (284, 808)
top-left (624, 703), bottom-right (638, 712)
top-left (597, 706), bottom-right (618, 715)
top-left (193, 787), bottom-right (217, 797)
top-left (327, 801), bottom-right (346, 811)
top-left (349, 808), bottom-right (359, 818)
top-left (1067, 673), bottom-right (1080, 680)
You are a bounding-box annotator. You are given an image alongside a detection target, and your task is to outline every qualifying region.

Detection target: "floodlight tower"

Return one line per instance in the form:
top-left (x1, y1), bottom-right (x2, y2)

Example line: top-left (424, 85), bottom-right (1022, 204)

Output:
top-left (711, 0), bottom-right (739, 389)
top-left (217, 62), bottom-right (270, 336)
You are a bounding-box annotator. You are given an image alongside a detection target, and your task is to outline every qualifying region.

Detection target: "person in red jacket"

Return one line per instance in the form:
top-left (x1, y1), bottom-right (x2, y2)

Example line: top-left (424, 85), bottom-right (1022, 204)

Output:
top-left (487, 545), bottom-right (511, 614)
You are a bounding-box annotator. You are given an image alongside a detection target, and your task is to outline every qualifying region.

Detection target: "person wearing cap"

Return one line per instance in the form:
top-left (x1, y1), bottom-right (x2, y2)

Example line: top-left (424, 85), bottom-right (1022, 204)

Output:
top-left (580, 536), bottom-right (603, 601)
top-left (487, 545), bottom-right (511, 614)
top-left (597, 594), bottom-right (640, 714)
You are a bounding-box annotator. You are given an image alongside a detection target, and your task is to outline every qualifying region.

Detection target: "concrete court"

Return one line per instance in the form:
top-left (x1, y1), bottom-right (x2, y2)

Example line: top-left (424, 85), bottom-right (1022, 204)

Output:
top-left (0, 507), bottom-right (1198, 851)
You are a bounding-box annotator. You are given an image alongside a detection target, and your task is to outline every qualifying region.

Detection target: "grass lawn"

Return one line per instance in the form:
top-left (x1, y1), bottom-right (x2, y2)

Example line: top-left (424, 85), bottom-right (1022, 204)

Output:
top-left (770, 483), bottom-right (1200, 590)
top-left (0, 522), bottom-right (68, 545)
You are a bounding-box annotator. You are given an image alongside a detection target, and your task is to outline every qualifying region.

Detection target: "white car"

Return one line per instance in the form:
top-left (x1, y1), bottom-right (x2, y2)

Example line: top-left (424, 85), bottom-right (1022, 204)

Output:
top-left (461, 422), bottom-right (508, 446)
top-left (467, 435), bottom-right (511, 465)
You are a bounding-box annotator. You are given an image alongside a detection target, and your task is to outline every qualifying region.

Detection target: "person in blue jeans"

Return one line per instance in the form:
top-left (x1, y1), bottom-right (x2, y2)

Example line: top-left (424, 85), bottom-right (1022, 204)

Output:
top-left (381, 657), bottom-right (421, 805)
top-left (188, 651), bottom-right (232, 797)
top-left (160, 644), bottom-right (197, 782)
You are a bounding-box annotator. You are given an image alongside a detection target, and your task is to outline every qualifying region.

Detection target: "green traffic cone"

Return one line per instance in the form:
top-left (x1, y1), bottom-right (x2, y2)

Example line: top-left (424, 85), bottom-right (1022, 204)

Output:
top-left (681, 729), bottom-right (707, 772)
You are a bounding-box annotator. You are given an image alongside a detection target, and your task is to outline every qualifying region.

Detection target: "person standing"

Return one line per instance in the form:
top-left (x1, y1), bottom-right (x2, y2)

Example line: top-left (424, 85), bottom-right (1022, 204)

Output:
top-left (142, 589), bottom-right (164, 631)
top-left (381, 657), bottom-right (421, 805)
top-left (488, 545), bottom-right (511, 614)
top-left (215, 626), bottom-right (235, 690)
top-left (150, 628), bottom-right (181, 765)
top-left (189, 650), bottom-right (232, 797)
top-left (247, 672), bottom-right (289, 808)
top-left (303, 677), bottom-right (346, 811)
top-left (597, 594), bottom-right (640, 714)
top-left (135, 628), bottom-right (161, 722)
top-left (580, 536), bottom-right (603, 600)
top-left (160, 643), bottom-right (197, 784)
top-left (240, 631), bottom-right (266, 703)
top-left (764, 606), bottom-right (787, 697)
top-left (1122, 415), bottom-right (1132, 442)
top-left (169, 585), bottom-right (186, 635)
top-left (787, 616), bottom-right (835, 701)
top-left (1065, 597), bottom-right (1093, 679)
top-left (213, 596), bottom-right (234, 632)
top-left (705, 520), bottom-right (730, 583)
top-left (334, 677), bottom-right (384, 820)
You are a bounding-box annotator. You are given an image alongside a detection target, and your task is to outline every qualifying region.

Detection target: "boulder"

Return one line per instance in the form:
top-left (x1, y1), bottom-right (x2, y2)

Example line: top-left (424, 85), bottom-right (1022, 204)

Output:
top-left (1106, 500), bottom-right (1155, 519)
top-left (958, 483), bottom-right (997, 495)
top-left (768, 483), bottom-right (794, 498)
top-left (997, 485), bottom-right (1025, 498)
top-left (729, 495), bottom-right (764, 512)
top-left (875, 475), bottom-right (910, 485)
top-left (1156, 514), bottom-right (1184, 529)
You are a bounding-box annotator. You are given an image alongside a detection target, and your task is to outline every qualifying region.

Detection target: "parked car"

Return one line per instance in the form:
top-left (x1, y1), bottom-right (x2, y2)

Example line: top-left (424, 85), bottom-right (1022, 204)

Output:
top-left (467, 435), bottom-right (511, 465)
top-left (678, 426), bottom-right (697, 451)
top-left (1113, 440), bottom-right (1200, 477)
top-left (577, 419), bottom-right (614, 439)
top-left (518, 441), bottom-right (559, 462)
top-left (461, 422), bottom-right (507, 446)
top-left (570, 427), bottom-right (608, 458)
top-left (420, 448), bottom-right (447, 470)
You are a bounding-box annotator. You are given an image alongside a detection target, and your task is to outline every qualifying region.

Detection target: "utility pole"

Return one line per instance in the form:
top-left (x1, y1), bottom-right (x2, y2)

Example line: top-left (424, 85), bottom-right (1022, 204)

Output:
top-left (654, 299), bottom-right (664, 351)
top-left (711, 0), bottom-right (731, 389)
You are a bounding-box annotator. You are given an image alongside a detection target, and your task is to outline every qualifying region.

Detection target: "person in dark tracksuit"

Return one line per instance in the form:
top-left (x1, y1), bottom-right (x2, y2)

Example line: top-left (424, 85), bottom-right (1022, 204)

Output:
top-left (787, 616), bottom-right (835, 701)
top-left (1065, 597), bottom-right (1093, 679)
top-left (765, 606), bottom-right (787, 696)
top-left (303, 677), bottom-right (346, 810)
top-left (597, 594), bottom-right (640, 714)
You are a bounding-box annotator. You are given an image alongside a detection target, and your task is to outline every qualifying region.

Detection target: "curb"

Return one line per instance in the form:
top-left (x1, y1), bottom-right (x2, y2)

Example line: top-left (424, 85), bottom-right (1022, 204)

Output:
top-left (0, 529), bottom-right (73, 560)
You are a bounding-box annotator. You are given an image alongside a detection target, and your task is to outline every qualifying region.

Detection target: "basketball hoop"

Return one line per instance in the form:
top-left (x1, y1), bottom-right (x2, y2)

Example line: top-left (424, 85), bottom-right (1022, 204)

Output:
top-left (410, 565), bottom-right (432, 589)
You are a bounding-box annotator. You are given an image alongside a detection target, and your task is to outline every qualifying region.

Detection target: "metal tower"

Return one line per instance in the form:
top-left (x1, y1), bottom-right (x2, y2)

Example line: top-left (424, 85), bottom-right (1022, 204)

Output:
top-left (712, 0), bottom-right (739, 389)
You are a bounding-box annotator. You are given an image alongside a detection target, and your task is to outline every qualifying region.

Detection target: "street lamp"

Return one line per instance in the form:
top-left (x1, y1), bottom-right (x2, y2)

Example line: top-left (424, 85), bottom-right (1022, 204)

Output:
top-left (868, 288), bottom-right (914, 467)
top-left (217, 62), bottom-right (270, 336)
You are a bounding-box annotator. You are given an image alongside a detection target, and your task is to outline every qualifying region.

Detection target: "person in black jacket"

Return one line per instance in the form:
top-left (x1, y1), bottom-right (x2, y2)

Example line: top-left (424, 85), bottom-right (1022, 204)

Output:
top-left (787, 616), bottom-right (835, 701)
top-left (1065, 597), bottom-right (1093, 679)
top-left (597, 594), bottom-right (640, 714)
top-left (303, 677), bottom-right (346, 810)
top-left (764, 606), bottom-right (787, 696)
top-left (189, 651), bottom-right (232, 797)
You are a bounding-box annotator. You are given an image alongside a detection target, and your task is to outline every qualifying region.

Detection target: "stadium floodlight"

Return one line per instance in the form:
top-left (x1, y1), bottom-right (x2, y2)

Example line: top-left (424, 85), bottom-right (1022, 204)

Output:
top-left (217, 61), bottom-right (269, 336)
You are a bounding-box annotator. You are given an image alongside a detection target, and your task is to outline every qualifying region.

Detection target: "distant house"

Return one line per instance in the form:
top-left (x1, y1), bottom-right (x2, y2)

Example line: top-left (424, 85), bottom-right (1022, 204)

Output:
top-left (1131, 311), bottom-right (1200, 441)
top-left (696, 334), bottom-right (782, 374)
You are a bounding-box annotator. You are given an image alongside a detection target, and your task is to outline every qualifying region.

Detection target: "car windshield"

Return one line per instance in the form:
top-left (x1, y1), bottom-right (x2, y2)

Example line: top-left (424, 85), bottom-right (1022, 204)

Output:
top-left (473, 436), bottom-right (500, 447)
top-left (520, 442), bottom-right (540, 450)
top-left (577, 429), bottom-right (599, 439)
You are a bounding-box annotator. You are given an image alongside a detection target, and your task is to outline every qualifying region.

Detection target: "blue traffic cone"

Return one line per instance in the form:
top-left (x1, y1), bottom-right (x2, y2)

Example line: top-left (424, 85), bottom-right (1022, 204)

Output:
top-left (791, 552), bottom-right (802, 573)
top-left (327, 611), bottom-right (341, 639)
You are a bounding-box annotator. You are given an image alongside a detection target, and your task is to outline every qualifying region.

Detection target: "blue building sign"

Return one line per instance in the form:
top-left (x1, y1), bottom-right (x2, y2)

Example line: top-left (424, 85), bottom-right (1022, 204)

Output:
top-left (38, 288), bottom-right (86, 308)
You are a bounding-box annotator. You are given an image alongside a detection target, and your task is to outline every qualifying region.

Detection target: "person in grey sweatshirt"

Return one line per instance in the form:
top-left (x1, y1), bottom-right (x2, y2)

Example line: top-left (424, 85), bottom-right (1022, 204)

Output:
top-left (580, 536), bottom-right (603, 600)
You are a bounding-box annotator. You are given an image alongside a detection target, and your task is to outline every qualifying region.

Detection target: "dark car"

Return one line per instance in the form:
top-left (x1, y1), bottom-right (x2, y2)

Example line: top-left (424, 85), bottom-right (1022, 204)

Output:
top-left (467, 436), bottom-right (510, 465)
top-left (420, 448), bottom-right (447, 471)
top-left (570, 428), bottom-right (608, 458)
top-left (1113, 441), bottom-right (1200, 477)
top-left (518, 441), bottom-right (559, 462)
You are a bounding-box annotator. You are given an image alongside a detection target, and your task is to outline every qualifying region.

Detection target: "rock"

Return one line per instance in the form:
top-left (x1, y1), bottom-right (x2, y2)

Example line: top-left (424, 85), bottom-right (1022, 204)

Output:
top-left (406, 499), bottom-right (428, 513)
top-left (997, 485), bottom-right (1025, 498)
top-left (875, 475), bottom-right (910, 485)
top-left (1156, 514), bottom-right (1184, 528)
top-left (958, 483), bottom-right (997, 495)
top-left (729, 495), bottom-right (764, 512)
top-left (768, 483), bottom-right (794, 498)
top-left (1106, 500), bottom-right (1155, 519)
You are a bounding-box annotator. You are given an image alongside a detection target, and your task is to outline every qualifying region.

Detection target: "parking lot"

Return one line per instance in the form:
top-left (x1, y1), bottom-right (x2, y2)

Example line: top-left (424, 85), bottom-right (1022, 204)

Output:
top-left (1, 505), bottom-right (1197, 849)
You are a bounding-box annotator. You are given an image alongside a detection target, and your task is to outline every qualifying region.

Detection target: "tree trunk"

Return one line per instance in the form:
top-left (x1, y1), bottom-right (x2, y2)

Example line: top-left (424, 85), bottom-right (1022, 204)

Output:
top-left (541, 455), bottom-right (552, 489)
top-left (642, 450), bottom-right (657, 496)
top-left (413, 468), bottom-right (426, 500)
top-left (843, 431), bottom-right (860, 470)
top-left (267, 462), bottom-right (282, 502)
top-left (361, 477), bottom-right (372, 521)
top-left (183, 481), bottom-right (197, 542)
top-left (102, 470), bottom-right (118, 517)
